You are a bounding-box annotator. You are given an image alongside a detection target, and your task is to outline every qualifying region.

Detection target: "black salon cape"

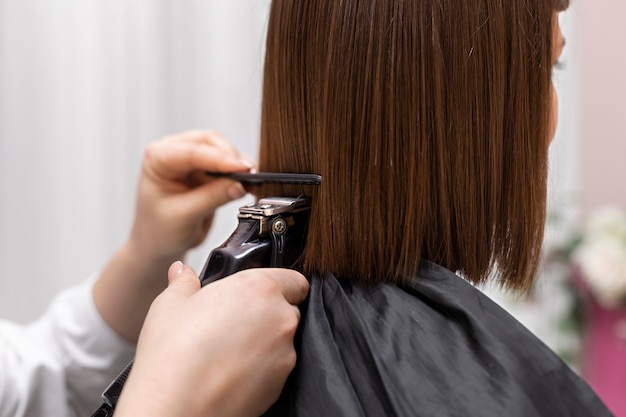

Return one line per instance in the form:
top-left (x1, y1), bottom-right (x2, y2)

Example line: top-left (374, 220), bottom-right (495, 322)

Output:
top-left (263, 260), bottom-right (612, 417)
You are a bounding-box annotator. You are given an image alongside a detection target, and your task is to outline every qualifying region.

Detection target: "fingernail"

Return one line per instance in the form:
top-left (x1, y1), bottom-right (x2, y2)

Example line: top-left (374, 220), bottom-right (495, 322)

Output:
top-left (228, 182), bottom-right (246, 199)
top-left (171, 261), bottom-right (185, 275)
top-left (239, 156), bottom-right (256, 171)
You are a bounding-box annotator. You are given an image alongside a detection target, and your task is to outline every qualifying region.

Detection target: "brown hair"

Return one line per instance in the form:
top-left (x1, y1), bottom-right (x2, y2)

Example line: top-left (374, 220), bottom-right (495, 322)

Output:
top-left (258, 0), bottom-right (568, 291)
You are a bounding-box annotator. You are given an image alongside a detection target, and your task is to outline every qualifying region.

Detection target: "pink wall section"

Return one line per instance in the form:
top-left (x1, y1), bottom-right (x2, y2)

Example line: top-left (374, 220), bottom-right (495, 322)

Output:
top-left (580, 1), bottom-right (626, 212)
top-left (577, 7), bottom-right (626, 413)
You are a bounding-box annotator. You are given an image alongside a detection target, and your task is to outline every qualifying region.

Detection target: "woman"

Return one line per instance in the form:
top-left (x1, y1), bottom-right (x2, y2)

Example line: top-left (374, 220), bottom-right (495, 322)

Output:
top-left (257, 0), bottom-right (613, 415)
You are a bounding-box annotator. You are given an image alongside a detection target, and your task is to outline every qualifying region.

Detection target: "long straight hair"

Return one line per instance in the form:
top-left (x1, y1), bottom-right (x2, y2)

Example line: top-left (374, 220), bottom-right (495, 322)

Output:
top-left (258, 0), bottom-right (568, 291)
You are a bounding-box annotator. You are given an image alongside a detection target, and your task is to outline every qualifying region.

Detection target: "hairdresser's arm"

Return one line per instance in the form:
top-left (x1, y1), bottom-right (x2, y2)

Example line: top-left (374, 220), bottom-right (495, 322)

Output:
top-left (93, 131), bottom-right (253, 342)
top-left (115, 263), bottom-right (308, 417)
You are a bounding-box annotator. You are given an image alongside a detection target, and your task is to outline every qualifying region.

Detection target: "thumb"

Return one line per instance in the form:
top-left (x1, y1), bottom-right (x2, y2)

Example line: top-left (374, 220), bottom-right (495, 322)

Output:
top-left (166, 261), bottom-right (201, 296)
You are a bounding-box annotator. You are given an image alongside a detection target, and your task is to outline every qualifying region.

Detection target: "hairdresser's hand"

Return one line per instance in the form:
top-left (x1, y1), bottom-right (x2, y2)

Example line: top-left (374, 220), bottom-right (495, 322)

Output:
top-left (94, 130), bottom-right (254, 342)
top-left (115, 263), bottom-right (309, 417)
top-left (130, 130), bottom-right (254, 261)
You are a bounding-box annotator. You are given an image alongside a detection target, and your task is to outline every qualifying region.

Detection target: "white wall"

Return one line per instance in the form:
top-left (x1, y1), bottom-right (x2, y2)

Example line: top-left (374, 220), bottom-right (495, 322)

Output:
top-left (0, 1), bottom-right (269, 322)
top-left (546, 6), bottom-right (583, 236)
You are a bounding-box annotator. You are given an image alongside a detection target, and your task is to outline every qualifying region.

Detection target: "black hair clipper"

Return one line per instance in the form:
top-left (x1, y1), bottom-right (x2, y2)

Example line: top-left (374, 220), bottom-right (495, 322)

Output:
top-left (90, 173), bottom-right (318, 417)
top-left (199, 196), bottom-right (311, 285)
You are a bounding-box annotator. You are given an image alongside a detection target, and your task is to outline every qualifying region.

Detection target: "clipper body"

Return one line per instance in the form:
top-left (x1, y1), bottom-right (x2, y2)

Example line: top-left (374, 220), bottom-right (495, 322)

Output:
top-left (199, 197), bottom-right (311, 286)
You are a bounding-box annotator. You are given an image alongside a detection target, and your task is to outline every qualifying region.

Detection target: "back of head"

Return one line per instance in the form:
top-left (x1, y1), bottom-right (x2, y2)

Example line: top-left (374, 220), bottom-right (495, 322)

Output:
top-left (258, 0), bottom-right (568, 291)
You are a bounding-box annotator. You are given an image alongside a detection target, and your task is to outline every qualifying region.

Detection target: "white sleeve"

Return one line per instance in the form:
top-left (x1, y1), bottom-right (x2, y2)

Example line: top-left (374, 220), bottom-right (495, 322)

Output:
top-left (0, 275), bottom-right (135, 417)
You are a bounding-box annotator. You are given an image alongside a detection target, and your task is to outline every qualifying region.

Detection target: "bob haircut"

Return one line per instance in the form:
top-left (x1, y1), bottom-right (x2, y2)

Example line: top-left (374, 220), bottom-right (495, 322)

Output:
top-left (258, 0), bottom-right (570, 291)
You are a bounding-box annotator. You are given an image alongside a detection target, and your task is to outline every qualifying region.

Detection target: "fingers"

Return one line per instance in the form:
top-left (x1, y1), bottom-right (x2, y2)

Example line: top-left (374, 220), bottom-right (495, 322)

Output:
top-left (181, 177), bottom-right (247, 217)
top-left (145, 131), bottom-right (254, 180)
top-left (235, 268), bottom-right (310, 306)
top-left (166, 262), bottom-right (309, 309)
top-left (166, 261), bottom-right (201, 296)
top-left (267, 268), bottom-right (309, 305)
top-left (270, 269), bottom-right (310, 305)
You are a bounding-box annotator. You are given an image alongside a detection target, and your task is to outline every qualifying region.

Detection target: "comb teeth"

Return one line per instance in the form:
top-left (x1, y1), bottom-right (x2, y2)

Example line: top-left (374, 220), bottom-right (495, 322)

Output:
top-left (206, 172), bottom-right (322, 185)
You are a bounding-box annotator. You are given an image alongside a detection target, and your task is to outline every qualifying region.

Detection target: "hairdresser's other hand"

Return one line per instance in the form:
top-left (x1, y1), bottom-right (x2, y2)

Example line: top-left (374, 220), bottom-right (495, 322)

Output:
top-left (130, 130), bottom-right (253, 261)
top-left (94, 130), bottom-right (254, 342)
top-left (115, 263), bottom-right (309, 417)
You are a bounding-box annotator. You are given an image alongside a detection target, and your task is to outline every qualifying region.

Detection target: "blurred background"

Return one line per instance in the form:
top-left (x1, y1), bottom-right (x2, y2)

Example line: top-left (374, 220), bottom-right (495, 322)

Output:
top-left (0, 0), bottom-right (624, 414)
top-left (0, 0), bottom-right (269, 320)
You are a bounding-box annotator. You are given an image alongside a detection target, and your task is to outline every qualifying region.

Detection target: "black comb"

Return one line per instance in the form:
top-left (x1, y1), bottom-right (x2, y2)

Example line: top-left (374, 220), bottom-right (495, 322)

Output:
top-left (206, 172), bottom-right (322, 185)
